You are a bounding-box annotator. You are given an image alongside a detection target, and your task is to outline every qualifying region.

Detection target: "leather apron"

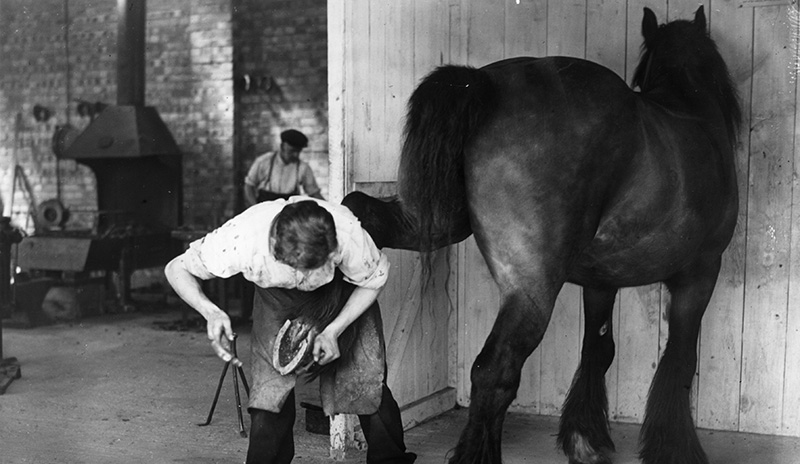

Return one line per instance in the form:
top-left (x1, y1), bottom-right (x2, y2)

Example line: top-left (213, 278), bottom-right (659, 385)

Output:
top-left (249, 282), bottom-right (385, 416)
top-left (256, 155), bottom-right (300, 203)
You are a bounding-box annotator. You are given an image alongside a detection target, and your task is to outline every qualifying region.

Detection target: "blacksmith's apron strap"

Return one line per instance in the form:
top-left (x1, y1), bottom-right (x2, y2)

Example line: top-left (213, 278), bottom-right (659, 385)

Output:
top-left (256, 154), bottom-right (300, 203)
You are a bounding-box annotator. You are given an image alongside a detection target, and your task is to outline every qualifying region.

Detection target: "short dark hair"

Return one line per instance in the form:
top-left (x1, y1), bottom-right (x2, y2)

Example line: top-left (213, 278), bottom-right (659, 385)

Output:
top-left (272, 201), bottom-right (337, 270)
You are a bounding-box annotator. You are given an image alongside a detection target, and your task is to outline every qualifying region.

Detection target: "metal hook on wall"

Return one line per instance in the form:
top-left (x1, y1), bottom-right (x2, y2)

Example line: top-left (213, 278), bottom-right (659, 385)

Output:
top-left (32, 105), bottom-right (52, 123)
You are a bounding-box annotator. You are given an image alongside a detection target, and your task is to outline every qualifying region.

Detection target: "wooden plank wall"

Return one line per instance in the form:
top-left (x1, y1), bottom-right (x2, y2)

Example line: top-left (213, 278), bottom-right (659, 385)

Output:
top-left (697, 0), bottom-right (752, 434)
top-left (739, 3), bottom-right (797, 436)
top-left (328, 0), bottom-right (800, 437)
top-left (328, 0), bottom-right (455, 414)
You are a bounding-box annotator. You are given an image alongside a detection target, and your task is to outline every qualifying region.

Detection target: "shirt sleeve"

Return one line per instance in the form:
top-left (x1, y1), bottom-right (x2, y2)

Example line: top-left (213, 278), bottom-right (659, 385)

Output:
top-left (182, 216), bottom-right (253, 280)
top-left (336, 217), bottom-right (390, 290)
top-left (244, 154), bottom-right (268, 187)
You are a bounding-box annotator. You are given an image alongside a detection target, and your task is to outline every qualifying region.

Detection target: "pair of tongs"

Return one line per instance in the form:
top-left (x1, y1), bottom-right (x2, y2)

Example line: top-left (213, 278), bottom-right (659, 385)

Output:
top-left (197, 334), bottom-right (250, 437)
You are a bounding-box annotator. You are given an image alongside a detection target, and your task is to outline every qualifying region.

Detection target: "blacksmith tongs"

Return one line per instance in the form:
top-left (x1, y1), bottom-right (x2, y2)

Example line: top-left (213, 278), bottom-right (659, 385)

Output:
top-left (197, 333), bottom-right (250, 437)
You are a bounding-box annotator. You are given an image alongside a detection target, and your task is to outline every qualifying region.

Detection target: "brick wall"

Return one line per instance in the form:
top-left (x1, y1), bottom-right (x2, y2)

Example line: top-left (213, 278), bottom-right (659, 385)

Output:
top-left (147, 0), bottom-right (236, 226)
top-left (232, 0), bottom-right (329, 205)
top-left (0, 0), bottom-right (105, 230)
top-left (0, 0), bottom-right (327, 232)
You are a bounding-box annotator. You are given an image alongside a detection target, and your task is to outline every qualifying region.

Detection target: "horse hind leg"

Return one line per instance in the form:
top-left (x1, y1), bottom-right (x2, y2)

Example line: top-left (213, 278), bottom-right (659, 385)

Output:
top-left (558, 286), bottom-right (617, 464)
top-left (449, 290), bottom-right (552, 464)
top-left (639, 258), bottom-right (721, 464)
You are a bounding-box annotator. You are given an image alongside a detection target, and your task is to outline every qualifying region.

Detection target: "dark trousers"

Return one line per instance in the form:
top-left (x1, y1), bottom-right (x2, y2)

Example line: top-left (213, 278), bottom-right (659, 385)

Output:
top-left (241, 279), bottom-right (254, 321)
top-left (246, 385), bottom-right (416, 464)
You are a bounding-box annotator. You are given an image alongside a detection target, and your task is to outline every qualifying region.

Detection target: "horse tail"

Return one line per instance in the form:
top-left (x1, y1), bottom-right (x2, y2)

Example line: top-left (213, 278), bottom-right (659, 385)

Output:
top-left (398, 65), bottom-right (496, 252)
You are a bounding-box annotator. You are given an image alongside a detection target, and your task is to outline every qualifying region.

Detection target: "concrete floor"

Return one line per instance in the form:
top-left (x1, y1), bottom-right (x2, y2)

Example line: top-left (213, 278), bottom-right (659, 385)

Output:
top-left (1, 303), bottom-right (799, 464)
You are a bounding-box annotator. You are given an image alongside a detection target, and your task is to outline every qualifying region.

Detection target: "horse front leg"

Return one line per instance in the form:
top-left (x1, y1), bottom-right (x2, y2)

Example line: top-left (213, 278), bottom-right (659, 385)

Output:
top-left (639, 257), bottom-right (720, 464)
top-left (558, 286), bottom-right (617, 464)
top-left (449, 291), bottom-right (551, 464)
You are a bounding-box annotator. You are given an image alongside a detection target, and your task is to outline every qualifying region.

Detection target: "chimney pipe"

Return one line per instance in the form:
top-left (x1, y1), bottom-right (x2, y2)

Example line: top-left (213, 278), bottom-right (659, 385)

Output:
top-left (117, 0), bottom-right (145, 106)
top-left (62, 0), bottom-right (181, 160)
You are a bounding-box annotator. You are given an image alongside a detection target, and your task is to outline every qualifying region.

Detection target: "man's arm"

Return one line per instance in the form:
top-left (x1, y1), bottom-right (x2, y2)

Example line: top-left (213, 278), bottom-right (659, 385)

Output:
top-left (300, 163), bottom-right (324, 200)
top-left (243, 184), bottom-right (258, 207)
top-left (165, 255), bottom-right (242, 366)
top-left (312, 285), bottom-right (382, 365)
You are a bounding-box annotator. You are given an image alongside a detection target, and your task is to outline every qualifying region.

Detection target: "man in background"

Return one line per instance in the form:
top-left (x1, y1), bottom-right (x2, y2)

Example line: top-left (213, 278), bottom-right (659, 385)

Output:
top-left (241, 129), bottom-right (324, 321)
top-left (244, 129), bottom-right (324, 206)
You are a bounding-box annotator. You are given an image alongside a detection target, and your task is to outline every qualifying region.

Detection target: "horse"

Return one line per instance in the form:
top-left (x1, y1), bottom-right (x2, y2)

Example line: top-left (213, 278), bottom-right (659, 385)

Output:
top-left (343, 6), bottom-right (741, 464)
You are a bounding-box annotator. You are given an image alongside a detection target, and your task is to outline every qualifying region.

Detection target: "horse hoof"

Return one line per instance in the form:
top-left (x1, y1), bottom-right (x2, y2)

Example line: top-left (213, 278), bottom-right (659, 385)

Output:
top-left (640, 453), bottom-right (709, 464)
top-left (566, 433), bottom-right (612, 464)
top-left (569, 456), bottom-right (611, 464)
top-left (446, 424), bottom-right (501, 464)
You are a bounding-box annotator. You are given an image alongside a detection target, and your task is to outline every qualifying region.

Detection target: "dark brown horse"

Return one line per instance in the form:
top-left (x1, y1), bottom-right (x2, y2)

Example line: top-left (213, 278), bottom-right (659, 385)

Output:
top-left (344, 6), bottom-right (740, 464)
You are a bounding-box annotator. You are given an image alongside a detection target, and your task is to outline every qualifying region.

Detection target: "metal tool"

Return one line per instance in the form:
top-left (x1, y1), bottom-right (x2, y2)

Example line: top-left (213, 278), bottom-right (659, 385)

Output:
top-left (197, 333), bottom-right (250, 437)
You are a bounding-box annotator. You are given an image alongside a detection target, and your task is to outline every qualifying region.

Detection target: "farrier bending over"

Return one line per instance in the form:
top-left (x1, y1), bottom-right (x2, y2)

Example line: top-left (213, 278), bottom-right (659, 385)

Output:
top-left (165, 197), bottom-right (416, 464)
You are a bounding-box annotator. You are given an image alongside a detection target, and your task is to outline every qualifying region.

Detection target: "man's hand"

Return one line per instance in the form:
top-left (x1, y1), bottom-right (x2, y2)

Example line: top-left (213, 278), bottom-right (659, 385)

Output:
top-left (310, 286), bottom-right (382, 366)
top-left (164, 256), bottom-right (243, 367)
top-left (313, 328), bottom-right (341, 366)
top-left (207, 312), bottom-right (242, 367)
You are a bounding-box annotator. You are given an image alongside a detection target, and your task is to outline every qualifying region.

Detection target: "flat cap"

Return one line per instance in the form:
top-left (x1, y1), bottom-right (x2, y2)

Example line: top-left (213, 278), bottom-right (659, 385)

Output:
top-left (280, 129), bottom-right (308, 149)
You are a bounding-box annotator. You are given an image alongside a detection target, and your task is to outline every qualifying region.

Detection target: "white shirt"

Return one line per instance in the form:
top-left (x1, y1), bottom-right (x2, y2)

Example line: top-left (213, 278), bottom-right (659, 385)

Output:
top-left (182, 196), bottom-right (389, 291)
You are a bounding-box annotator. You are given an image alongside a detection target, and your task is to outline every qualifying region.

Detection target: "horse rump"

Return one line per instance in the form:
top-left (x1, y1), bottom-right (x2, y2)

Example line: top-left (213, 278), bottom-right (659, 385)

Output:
top-left (398, 65), bottom-right (495, 252)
